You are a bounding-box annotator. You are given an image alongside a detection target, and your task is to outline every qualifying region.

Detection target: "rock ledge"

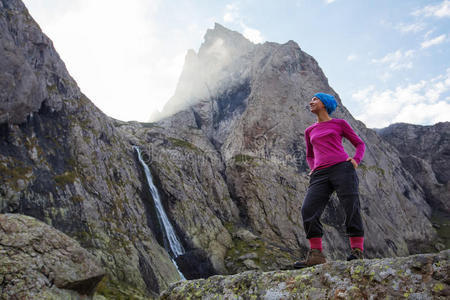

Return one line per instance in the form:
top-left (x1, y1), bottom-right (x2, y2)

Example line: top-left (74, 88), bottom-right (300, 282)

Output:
top-left (161, 249), bottom-right (449, 299)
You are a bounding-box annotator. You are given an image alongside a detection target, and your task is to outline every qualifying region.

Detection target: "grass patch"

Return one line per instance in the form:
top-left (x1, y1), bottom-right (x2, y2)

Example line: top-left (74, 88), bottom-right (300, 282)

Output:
top-left (46, 84), bottom-right (58, 93)
top-left (233, 154), bottom-right (257, 164)
top-left (94, 275), bottom-right (153, 300)
top-left (0, 160), bottom-right (33, 191)
top-left (358, 163), bottom-right (385, 177)
top-left (54, 171), bottom-right (77, 186)
top-left (431, 210), bottom-right (450, 249)
top-left (168, 137), bottom-right (201, 153)
top-left (70, 195), bottom-right (83, 203)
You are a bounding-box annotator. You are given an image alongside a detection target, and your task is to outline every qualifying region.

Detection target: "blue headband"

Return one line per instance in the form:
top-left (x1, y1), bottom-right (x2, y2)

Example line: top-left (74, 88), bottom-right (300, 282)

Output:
top-left (314, 93), bottom-right (337, 115)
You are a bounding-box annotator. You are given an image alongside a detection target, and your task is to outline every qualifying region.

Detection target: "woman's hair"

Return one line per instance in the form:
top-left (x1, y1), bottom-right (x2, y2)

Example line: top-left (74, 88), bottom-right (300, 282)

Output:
top-left (314, 93), bottom-right (337, 115)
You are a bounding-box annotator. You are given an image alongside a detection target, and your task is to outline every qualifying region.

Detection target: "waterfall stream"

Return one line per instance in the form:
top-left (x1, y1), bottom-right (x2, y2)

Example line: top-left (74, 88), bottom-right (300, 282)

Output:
top-left (134, 146), bottom-right (186, 280)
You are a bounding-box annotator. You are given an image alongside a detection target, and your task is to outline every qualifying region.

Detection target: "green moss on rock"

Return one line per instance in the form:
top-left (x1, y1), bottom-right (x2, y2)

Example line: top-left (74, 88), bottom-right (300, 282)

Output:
top-left (54, 171), bottom-right (77, 186)
top-left (70, 195), bottom-right (84, 203)
top-left (233, 154), bottom-right (256, 164)
top-left (94, 275), bottom-right (155, 300)
top-left (431, 210), bottom-right (450, 249)
top-left (168, 137), bottom-right (202, 153)
top-left (0, 159), bottom-right (33, 191)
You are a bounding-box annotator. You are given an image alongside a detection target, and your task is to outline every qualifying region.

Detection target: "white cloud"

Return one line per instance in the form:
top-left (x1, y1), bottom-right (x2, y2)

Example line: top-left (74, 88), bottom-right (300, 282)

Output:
top-left (395, 22), bottom-right (426, 33)
top-left (325, 0), bottom-right (337, 4)
top-left (22, 0), bottom-right (206, 122)
top-left (424, 29), bottom-right (435, 38)
top-left (351, 85), bottom-right (374, 102)
top-left (379, 72), bottom-right (393, 82)
top-left (223, 12), bottom-right (234, 22)
top-left (242, 24), bottom-right (264, 44)
top-left (421, 34), bottom-right (446, 48)
top-left (347, 54), bottom-right (357, 61)
top-left (371, 50), bottom-right (415, 70)
top-left (413, 0), bottom-right (450, 18)
top-left (353, 69), bottom-right (450, 128)
top-left (223, 3), bottom-right (238, 23)
top-left (222, 3), bottom-right (265, 44)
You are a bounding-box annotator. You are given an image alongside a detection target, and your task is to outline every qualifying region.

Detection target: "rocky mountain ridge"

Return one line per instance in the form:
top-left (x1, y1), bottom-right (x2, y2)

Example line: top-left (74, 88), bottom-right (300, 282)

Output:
top-left (161, 249), bottom-right (450, 299)
top-left (0, 0), bottom-right (449, 298)
top-left (377, 122), bottom-right (450, 213)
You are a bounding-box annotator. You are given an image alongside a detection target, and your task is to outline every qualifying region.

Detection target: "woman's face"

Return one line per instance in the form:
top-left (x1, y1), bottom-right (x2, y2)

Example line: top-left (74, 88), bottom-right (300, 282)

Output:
top-left (309, 97), bottom-right (325, 114)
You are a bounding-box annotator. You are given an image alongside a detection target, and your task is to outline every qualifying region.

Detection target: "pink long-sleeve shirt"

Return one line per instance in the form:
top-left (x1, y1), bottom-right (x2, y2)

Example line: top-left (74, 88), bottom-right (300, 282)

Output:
top-left (304, 118), bottom-right (365, 171)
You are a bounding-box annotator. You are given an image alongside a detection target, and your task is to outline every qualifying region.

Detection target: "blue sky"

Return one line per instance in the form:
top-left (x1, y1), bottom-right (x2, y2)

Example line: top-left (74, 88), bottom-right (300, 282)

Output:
top-left (23, 0), bottom-right (449, 128)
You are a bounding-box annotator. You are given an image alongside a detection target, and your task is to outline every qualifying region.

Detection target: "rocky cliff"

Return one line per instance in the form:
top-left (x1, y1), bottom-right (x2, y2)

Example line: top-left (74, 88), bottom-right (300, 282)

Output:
top-left (1, 0), bottom-right (448, 298)
top-left (0, 1), bottom-right (180, 298)
top-left (377, 122), bottom-right (450, 252)
top-left (377, 122), bottom-right (450, 214)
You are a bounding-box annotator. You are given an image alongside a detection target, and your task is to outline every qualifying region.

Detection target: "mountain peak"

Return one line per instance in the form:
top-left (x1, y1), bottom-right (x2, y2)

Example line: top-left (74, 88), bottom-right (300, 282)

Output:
top-left (205, 22), bottom-right (249, 41)
top-left (200, 23), bottom-right (254, 57)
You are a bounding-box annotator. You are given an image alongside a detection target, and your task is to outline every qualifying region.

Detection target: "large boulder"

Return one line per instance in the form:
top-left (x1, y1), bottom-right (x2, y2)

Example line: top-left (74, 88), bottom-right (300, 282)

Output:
top-left (0, 213), bottom-right (105, 299)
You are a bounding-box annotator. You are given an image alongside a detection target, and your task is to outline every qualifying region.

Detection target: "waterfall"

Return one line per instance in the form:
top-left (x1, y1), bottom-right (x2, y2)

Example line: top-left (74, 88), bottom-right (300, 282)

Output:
top-left (134, 146), bottom-right (186, 280)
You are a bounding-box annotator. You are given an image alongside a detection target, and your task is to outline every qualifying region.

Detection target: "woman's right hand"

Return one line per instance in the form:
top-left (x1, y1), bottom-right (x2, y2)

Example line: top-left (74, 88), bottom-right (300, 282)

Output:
top-left (308, 170), bottom-right (313, 176)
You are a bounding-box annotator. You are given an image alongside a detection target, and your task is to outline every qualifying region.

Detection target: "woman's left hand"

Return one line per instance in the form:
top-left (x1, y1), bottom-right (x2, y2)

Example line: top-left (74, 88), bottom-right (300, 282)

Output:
top-left (346, 157), bottom-right (358, 169)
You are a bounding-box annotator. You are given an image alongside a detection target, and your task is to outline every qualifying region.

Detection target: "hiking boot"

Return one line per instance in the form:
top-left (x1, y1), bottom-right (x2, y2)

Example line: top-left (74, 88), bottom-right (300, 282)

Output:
top-left (347, 248), bottom-right (364, 261)
top-left (293, 249), bottom-right (327, 269)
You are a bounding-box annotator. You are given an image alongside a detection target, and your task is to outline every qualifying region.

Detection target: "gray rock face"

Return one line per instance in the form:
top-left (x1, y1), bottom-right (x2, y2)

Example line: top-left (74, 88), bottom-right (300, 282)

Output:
top-left (124, 23), bottom-right (440, 276)
top-left (377, 122), bottom-right (450, 213)
top-left (0, 213), bottom-right (105, 299)
top-left (160, 249), bottom-right (450, 299)
top-left (0, 0), bottom-right (76, 124)
top-left (0, 1), bottom-right (181, 297)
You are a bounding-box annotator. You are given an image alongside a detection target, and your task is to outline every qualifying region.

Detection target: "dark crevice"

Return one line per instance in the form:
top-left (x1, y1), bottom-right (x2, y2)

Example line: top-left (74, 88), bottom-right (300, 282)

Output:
top-left (212, 79), bottom-right (250, 129)
top-left (385, 238), bottom-right (398, 255)
top-left (191, 108), bottom-right (203, 129)
top-left (61, 274), bottom-right (105, 296)
top-left (403, 188), bottom-right (411, 200)
top-left (224, 166), bottom-right (251, 228)
top-left (289, 142), bottom-right (309, 174)
top-left (0, 123), bottom-right (9, 141)
top-left (99, 132), bottom-right (111, 145)
top-left (137, 251), bottom-right (160, 295)
top-left (56, 77), bottom-right (67, 95)
top-left (175, 249), bottom-right (216, 280)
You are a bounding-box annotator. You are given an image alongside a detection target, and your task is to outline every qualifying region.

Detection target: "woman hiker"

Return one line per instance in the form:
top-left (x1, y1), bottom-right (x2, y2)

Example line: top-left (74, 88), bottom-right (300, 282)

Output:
top-left (293, 92), bottom-right (365, 269)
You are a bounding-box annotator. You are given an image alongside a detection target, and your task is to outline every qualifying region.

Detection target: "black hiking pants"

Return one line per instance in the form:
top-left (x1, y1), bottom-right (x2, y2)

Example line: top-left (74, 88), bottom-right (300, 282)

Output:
top-left (301, 160), bottom-right (364, 239)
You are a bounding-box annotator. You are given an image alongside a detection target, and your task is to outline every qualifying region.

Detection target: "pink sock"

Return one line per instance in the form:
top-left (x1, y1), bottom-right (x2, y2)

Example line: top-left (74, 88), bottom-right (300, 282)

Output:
top-left (350, 236), bottom-right (364, 251)
top-left (309, 237), bottom-right (323, 252)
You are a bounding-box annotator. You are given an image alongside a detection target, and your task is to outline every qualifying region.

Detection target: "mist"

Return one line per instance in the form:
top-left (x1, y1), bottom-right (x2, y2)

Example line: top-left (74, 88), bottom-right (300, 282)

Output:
top-left (150, 24), bottom-right (257, 122)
